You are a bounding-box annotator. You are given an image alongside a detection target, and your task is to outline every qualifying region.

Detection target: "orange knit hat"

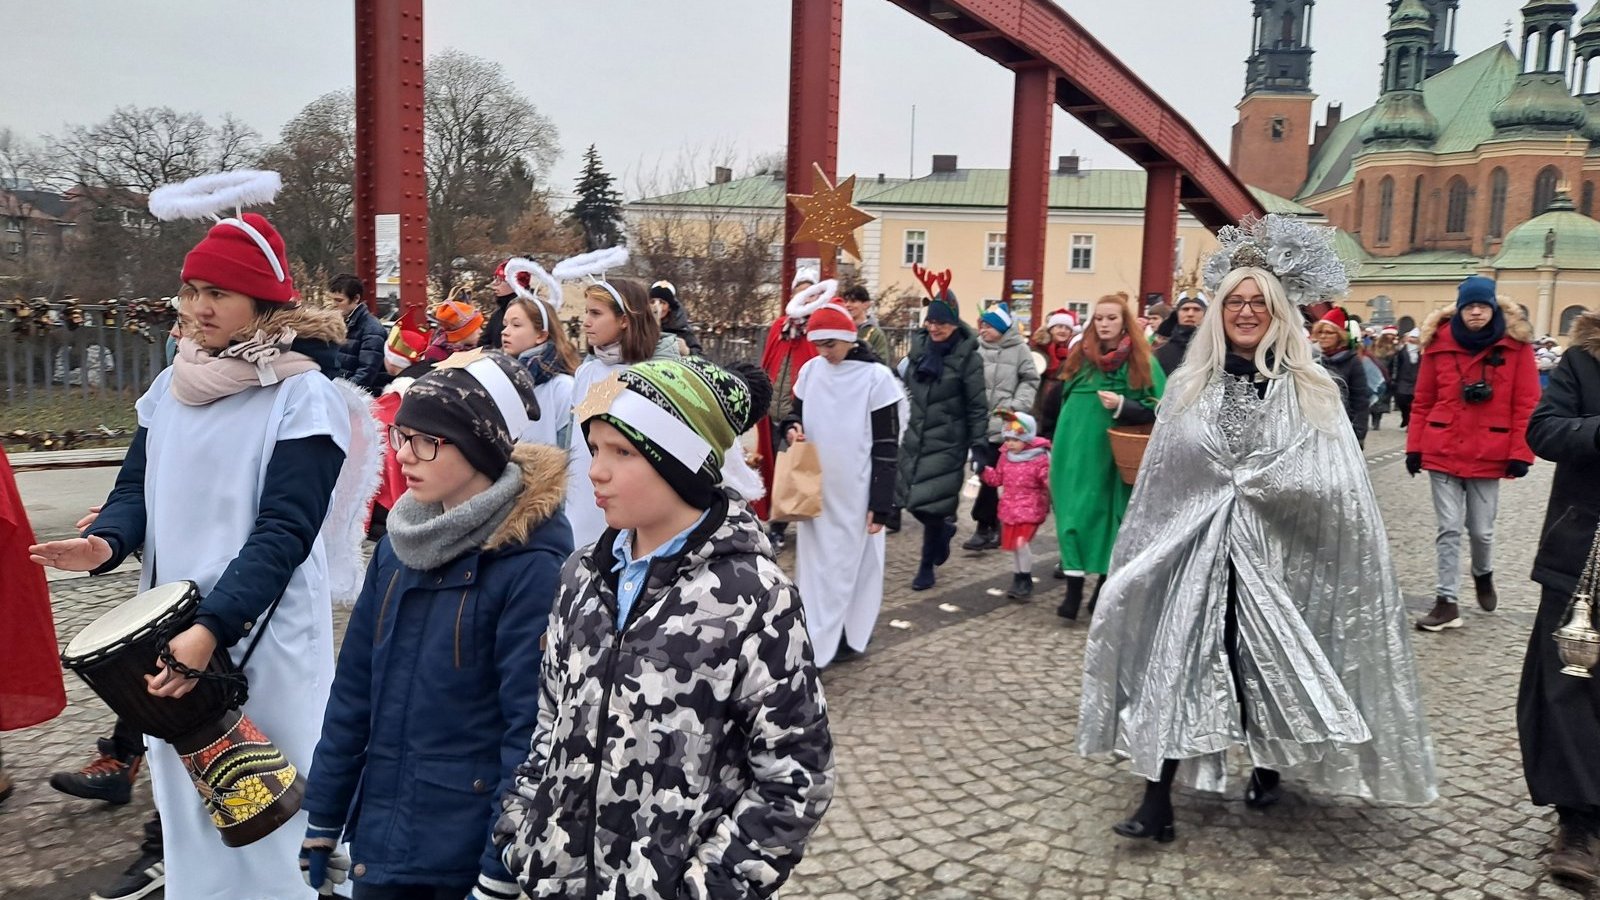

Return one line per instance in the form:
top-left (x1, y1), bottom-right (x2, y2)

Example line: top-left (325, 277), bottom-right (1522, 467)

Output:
top-left (428, 300), bottom-right (485, 343)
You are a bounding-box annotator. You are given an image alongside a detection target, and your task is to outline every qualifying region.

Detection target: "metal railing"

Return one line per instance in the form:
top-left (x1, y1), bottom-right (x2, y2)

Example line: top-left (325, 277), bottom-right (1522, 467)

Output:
top-left (696, 324), bottom-right (916, 368)
top-left (2, 301), bottom-right (174, 435)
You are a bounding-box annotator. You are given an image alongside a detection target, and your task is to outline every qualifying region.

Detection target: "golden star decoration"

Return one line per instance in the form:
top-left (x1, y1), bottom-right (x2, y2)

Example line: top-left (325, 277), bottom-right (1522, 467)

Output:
top-left (787, 163), bottom-right (876, 262)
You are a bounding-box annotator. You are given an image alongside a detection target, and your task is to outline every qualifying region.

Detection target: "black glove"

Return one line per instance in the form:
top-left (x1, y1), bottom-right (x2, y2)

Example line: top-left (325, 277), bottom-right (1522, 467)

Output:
top-left (1506, 460), bottom-right (1530, 479)
top-left (1405, 452), bottom-right (1422, 477)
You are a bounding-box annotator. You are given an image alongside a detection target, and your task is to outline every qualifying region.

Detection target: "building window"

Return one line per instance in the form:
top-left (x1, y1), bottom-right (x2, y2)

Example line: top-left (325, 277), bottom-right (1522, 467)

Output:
top-left (1585, 182), bottom-right (1596, 217)
top-left (1562, 305), bottom-right (1588, 334)
top-left (708, 239), bottom-right (726, 256)
top-left (1445, 178), bottom-right (1470, 234)
top-left (1354, 182), bottom-right (1365, 232)
top-left (1065, 301), bottom-right (1090, 321)
top-left (1173, 237), bottom-right (1186, 274)
top-left (3, 222), bottom-right (19, 233)
top-left (6, 242), bottom-right (19, 256)
top-left (1410, 175), bottom-right (1424, 246)
top-left (903, 230), bottom-right (926, 266)
top-left (1069, 234), bottom-right (1096, 271)
top-left (1270, 117), bottom-right (1286, 141)
top-left (984, 232), bottom-right (1006, 269)
top-left (1377, 176), bottom-right (1395, 244)
top-left (1534, 166), bottom-right (1561, 216)
top-left (1489, 167), bottom-right (1508, 237)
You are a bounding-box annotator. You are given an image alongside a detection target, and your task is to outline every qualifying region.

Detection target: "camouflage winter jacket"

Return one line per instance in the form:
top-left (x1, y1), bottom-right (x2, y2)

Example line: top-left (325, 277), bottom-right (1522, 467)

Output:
top-left (494, 493), bottom-right (835, 899)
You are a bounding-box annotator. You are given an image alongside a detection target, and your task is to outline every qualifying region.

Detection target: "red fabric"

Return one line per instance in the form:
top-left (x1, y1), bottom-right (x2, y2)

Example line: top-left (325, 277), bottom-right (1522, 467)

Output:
top-left (1405, 325), bottom-right (1540, 479)
top-left (181, 212), bottom-right (296, 303)
top-left (979, 438), bottom-right (1052, 526)
top-left (1039, 340), bottom-right (1074, 379)
top-left (1320, 307), bottom-right (1348, 331)
top-left (805, 304), bottom-right (855, 339)
top-left (0, 445), bottom-right (67, 731)
top-left (753, 317), bottom-right (819, 521)
top-left (373, 391), bottom-right (407, 511)
top-left (1000, 522), bottom-right (1039, 551)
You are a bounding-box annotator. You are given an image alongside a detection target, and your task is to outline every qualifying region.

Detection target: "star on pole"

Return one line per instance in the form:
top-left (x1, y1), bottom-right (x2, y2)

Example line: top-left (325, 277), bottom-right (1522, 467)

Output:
top-left (787, 163), bottom-right (876, 262)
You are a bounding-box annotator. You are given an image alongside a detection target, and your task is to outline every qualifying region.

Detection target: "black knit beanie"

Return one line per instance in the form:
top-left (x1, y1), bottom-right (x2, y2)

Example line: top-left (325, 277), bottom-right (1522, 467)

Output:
top-left (394, 350), bottom-right (540, 478)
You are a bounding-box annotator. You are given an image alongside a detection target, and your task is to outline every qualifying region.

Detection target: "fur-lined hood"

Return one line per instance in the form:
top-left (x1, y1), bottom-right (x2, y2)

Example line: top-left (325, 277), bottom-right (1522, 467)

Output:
top-left (181, 303), bottom-right (347, 346)
top-left (1419, 298), bottom-right (1533, 348)
top-left (484, 443), bottom-right (568, 552)
top-left (1571, 309), bottom-right (1600, 359)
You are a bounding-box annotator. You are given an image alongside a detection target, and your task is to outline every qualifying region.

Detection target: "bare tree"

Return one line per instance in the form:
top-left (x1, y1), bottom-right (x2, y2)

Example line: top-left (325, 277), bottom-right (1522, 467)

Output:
top-left (627, 145), bottom-right (785, 329)
top-left (258, 91), bottom-right (356, 283)
top-left (424, 49), bottom-right (560, 292)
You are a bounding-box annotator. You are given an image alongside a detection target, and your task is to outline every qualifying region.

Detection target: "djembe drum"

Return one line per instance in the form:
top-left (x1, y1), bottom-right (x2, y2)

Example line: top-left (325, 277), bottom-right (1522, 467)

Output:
top-left (60, 581), bottom-right (304, 847)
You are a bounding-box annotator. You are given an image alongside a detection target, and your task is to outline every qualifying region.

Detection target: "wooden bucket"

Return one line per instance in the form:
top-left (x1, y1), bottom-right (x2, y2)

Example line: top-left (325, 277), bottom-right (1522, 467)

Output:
top-left (1107, 425), bottom-right (1154, 486)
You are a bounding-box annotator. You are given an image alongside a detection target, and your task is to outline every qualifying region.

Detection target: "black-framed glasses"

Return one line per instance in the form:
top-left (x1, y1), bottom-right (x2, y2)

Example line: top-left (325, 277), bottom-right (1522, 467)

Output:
top-left (1222, 298), bottom-right (1269, 313)
top-left (388, 426), bottom-right (451, 461)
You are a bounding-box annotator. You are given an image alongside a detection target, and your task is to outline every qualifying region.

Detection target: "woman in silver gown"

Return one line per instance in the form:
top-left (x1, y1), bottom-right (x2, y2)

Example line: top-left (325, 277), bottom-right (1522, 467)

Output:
top-left (1078, 259), bottom-right (1437, 844)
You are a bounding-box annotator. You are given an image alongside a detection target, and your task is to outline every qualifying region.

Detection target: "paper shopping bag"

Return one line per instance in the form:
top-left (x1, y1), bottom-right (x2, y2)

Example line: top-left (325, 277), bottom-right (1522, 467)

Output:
top-left (770, 441), bottom-right (824, 522)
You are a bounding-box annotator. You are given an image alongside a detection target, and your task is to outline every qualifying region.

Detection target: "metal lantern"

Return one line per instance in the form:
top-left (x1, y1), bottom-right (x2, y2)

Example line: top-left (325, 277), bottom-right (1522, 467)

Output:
top-left (1554, 527), bottom-right (1600, 679)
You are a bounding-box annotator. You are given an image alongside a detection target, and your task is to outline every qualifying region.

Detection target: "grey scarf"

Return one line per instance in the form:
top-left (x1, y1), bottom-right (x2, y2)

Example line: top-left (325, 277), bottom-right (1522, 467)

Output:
top-left (386, 460), bottom-right (522, 571)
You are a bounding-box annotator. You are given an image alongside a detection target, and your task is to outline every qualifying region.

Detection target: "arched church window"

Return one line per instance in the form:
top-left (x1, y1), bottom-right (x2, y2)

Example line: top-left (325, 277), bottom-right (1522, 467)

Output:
top-left (1445, 178), bottom-right (1470, 234)
top-left (1562, 305), bottom-right (1588, 335)
top-left (1378, 176), bottom-right (1395, 244)
top-left (1355, 181), bottom-right (1365, 232)
top-left (1489, 168), bottom-right (1508, 237)
top-left (1410, 175), bottom-right (1424, 245)
top-left (1534, 166), bottom-right (1560, 216)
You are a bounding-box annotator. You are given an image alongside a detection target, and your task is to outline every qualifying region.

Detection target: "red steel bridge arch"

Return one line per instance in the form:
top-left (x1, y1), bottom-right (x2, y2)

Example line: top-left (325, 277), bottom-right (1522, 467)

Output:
top-left (353, 0), bottom-right (1264, 324)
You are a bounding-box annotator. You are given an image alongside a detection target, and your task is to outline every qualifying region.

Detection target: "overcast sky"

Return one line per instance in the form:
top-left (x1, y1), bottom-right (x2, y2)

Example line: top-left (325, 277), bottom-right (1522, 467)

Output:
top-left (4, 1), bottom-right (1533, 198)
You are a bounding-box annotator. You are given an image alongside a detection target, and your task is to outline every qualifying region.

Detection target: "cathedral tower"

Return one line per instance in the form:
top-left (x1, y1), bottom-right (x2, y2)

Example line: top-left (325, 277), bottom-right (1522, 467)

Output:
top-left (1230, 0), bottom-right (1318, 198)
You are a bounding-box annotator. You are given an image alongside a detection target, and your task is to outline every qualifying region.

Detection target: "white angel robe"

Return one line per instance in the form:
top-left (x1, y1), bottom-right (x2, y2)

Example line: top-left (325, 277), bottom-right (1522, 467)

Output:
top-left (792, 356), bottom-right (908, 667)
top-left (520, 372), bottom-right (576, 450)
top-left (134, 367), bottom-right (375, 900)
top-left (564, 356), bottom-right (625, 549)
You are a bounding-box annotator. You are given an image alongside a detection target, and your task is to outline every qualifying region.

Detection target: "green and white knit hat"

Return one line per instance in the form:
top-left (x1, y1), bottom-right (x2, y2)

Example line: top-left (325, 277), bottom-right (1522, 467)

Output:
top-left (577, 357), bottom-right (769, 508)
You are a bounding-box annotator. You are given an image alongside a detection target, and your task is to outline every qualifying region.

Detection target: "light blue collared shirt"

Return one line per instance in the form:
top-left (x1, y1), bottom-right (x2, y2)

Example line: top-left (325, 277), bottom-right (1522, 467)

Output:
top-left (609, 511), bottom-right (708, 631)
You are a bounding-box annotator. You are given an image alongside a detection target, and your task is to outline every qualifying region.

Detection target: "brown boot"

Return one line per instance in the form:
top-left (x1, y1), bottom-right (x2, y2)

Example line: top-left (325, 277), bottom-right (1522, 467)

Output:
top-left (1550, 822), bottom-right (1600, 885)
top-left (1415, 597), bottom-right (1462, 632)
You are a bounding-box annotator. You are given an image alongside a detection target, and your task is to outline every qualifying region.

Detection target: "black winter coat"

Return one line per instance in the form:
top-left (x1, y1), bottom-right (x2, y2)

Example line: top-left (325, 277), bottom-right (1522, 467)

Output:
top-left (1528, 310), bottom-right (1600, 595)
top-left (660, 305), bottom-right (703, 356)
top-left (1319, 347), bottom-right (1370, 445)
top-left (337, 304), bottom-right (389, 392)
top-left (896, 325), bottom-right (988, 518)
top-left (1388, 345), bottom-right (1421, 397)
top-left (482, 293), bottom-right (513, 352)
top-left (1153, 326), bottom-right (1195, 376)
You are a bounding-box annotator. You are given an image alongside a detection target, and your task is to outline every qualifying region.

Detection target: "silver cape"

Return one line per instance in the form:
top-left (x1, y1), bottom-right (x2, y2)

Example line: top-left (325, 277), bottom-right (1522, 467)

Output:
top-left (1077, 371), bottom-right (1437, 804)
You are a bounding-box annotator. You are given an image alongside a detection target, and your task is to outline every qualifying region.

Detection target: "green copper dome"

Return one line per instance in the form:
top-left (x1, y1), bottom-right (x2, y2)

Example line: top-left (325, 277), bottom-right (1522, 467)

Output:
top-left (1492, 73), bottom-right (1589, 134)
top-left (1359, 91), bottom-right (1441, 147)
top-left (1494, 194), bottom-right (1600, 269)
top-left (1583, 0), bottom-right (1600, 27)
top-left (1390, 0), bottom-right (1433, 26)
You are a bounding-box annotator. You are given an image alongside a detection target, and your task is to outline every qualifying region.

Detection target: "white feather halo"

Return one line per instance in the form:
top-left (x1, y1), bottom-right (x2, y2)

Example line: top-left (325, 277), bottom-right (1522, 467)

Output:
top-left (550, 246), bottom-right (630, 283)
top-left (503, 257), bottom-right (562, 331)
top-left (148, 170), bottom-right (283, 222)
top-left (785, 279), bottom-right (838, 318)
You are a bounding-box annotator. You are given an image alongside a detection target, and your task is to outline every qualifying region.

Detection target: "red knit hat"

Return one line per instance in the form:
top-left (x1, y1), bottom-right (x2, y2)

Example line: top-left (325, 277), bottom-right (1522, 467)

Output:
top-left (494, 258), bottom-right (531, 290)
top-left (428, 300), bottom-right (485, 343)
top-left (180, 212), bottom-right (296, 303)
top-left (805, 303), bottom-right (859, 343)
top-left (1318, 307), bottom-right (1348, 331)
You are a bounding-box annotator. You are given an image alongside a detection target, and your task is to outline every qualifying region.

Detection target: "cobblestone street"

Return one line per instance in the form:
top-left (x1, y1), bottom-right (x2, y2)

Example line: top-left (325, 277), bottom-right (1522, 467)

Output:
top-left (1, 425), bottom-right (1578, 899)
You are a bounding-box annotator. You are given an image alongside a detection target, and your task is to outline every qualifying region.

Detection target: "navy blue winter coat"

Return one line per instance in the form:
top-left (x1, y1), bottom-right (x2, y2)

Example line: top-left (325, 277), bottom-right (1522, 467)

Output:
top-left (302, 444), bottom-right (573, 888)
top-left (337, 303), bottom-right (389, 392)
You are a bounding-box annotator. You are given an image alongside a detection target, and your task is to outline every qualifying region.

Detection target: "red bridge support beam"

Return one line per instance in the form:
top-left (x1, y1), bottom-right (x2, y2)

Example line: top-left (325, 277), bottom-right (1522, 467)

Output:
top-left (783, 0), bottom-right (843, 293)
top-left (1139, 164), bottom-right (1180, 314)
top-left (354, 0), bottom-right (429, 325)
top-left (1002, 65), bottom-right (1055, 329)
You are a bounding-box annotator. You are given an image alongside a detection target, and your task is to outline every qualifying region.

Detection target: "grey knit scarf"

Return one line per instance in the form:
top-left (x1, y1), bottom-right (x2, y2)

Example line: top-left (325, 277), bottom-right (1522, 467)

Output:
top-left (386, 460), bottom-right (522, 571)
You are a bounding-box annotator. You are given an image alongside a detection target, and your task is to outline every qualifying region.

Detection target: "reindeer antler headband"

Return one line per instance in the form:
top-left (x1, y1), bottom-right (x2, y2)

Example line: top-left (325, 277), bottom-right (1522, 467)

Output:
top-left (147, 170), bottom-right (286, 284)
top-left (912, 263), bottom-right (953, 305)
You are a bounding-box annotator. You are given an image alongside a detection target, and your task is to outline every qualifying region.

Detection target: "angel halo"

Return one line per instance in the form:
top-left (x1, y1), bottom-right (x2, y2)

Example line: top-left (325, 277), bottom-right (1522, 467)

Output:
top-left (146, 169), bottom-right (287, 285)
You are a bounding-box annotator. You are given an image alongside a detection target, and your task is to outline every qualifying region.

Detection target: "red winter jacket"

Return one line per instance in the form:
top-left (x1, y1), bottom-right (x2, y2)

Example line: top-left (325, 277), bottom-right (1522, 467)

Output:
top-left (1405, 301), bottom-right (1539, 480)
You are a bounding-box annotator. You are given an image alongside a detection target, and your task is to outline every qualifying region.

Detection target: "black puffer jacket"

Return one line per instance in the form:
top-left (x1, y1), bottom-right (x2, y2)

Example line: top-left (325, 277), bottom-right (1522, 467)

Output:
top-left (660, 305), bottom-right (703, 357)
top-left (1388, 344), bottom-right (1421, 397)
top-left (896, 324), bottom-right (988, 517)
top-left (337, 303), bottom-right (388, 392)
top-left (1319, 346), bottom-right (1370, 445)
top-left (1153, 325), bottom-right (1195, 375)
top-left (1528, 310), bottom-right (1600, 594)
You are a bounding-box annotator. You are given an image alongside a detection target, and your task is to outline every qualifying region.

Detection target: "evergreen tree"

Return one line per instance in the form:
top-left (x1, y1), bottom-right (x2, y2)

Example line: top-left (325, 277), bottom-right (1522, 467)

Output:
top-left (568, 145), bottom-right (624, 251)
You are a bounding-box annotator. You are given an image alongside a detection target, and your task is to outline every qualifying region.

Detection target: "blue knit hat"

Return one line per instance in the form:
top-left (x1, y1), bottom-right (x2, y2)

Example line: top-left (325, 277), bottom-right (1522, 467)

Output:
top-left (925, 289), bottom-right (960, 325)
top-left (979, 302), bottom-right (1015, 335)
top-left (1456, 276), bottom-right (1497, 309)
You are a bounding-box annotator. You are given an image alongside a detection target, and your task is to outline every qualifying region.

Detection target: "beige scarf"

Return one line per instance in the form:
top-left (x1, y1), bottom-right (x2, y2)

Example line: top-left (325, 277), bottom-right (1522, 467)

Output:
top-left (169, 330), bottom-right (320, 406)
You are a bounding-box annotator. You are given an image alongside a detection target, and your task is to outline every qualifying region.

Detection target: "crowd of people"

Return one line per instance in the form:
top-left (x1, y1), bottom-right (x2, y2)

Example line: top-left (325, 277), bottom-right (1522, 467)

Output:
top-left (3, 176), bottom-right (1600, 899)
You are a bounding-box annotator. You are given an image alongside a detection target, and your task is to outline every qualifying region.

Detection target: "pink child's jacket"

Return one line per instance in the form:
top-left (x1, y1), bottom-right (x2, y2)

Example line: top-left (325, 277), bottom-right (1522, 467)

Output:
top-left (980, 437), bottom-right (1052, 526)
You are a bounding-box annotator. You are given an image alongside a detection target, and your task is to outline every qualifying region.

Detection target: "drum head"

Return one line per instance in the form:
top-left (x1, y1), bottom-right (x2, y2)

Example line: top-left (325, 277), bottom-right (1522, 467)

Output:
top-left (64, 582), bottom-right (199, 660)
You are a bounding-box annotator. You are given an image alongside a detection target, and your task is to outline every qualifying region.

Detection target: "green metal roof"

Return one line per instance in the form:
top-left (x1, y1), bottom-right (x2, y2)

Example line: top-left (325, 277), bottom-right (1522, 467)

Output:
top-left (1300, 44), bottom-right (1520, 198)
top-left (1350, 249), bottom-right (1483, 281)
top-left (1492, 207), bottom-right (1600, 267)
top-left (1249, 187), bottom-right (1321, 216)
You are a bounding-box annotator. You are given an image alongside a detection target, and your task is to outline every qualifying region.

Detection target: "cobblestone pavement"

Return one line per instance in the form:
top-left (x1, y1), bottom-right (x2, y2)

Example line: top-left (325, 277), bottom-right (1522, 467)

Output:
top-left (1, 425), bottom-right (1580, 899)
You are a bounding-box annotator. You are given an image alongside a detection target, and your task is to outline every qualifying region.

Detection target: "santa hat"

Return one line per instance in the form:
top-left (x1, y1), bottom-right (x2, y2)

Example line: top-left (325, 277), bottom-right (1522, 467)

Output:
top-left (979, 302), bottom-right (1015, 335)
top-left (1318, 307), bottom-right (1348, 331)
top-left (792, 267), bottom-right (820, 290)
top-left (1001, 411), bottom-right (1038, 442)
top-left (384, 325), bottom-right (428, 370)
top-left (805, 303), bottom-right (858, 343)
top-left (428, 300), bottom-right (485, 343)
top-left (1046, 308), bottom-right (1078, 330)
top-left (1380, 325), bottom-right (1399, 336)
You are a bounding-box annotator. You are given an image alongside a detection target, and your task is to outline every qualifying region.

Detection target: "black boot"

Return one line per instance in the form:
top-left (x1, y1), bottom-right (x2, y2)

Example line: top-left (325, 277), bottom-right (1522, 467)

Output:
top-left (911, 560), bottom-right (936, 591)
top-left (1087, 577), bottom-right (1105, 614)
top-left (1007, 572), bottom-right (1034, 600)
top-left (1058, 576), bottom-right (1085, 620)
top-left (1474, 572), bottom-right (1498, 612)
top-left (962, 526), bottom-right (994, 552)
top-left (933, 518), bottom-right (957, 566)
top-left (1113, 759), bottom-right (1178, 843)
top-left (1244, 767), bottom-right (1281, 809)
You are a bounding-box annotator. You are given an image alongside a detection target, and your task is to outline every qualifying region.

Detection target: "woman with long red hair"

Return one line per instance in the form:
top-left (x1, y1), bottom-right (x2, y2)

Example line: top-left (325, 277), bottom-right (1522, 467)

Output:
top-left (1044, 293), bottom-right (1164, 620)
